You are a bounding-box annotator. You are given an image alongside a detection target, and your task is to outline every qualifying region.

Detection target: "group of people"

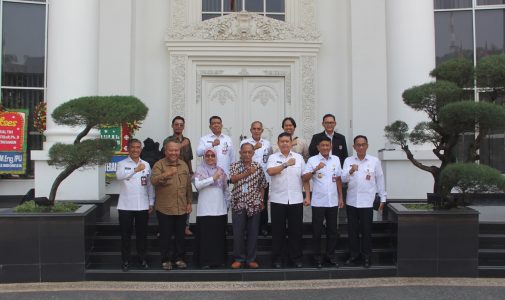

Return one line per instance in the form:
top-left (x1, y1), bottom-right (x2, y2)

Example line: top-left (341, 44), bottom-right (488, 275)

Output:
top-left (115, 113), bottom-right (387, 271)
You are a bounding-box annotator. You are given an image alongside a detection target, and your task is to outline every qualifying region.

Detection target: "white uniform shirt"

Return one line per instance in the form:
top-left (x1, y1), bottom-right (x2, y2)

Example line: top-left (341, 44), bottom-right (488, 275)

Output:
top-left (194, 177), bottom-right (230, 216)
top-left (116, 156), bottom-right (155, 210)
top-left (303, 154), bottom-right (342, 207)
top-left (240, 138), bottom-right (272, 183)
top-left (341, 154), bottom-right (387, 208)
top-left (267, 151), bottom-right (305, 205)
top-left (197, 133), bottom-right (235, 176)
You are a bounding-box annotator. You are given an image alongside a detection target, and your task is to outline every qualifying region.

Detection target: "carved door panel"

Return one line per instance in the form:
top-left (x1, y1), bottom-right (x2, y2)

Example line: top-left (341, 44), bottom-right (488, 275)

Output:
top-left (243, 77), bottom-right (285, 143)
top-left (201, 76), bottom-right (285, 158)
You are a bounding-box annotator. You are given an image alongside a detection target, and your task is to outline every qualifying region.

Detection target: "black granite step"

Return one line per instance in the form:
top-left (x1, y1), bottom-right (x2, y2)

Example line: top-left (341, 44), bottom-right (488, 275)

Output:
top-left (85, 265), bottom-right (398, 281)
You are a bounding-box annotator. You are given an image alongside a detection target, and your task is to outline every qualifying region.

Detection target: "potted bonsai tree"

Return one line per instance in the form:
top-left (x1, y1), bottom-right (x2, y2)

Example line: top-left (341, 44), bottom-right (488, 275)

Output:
top-left (0, 95), bottom-right (148, 283)
top-left (384, 54), bottom-right (505, 277)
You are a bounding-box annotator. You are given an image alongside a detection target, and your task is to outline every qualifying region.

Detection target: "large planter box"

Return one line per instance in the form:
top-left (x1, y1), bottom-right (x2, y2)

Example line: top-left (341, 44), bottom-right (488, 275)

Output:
top-left (388, 203), bottom-right (479, 277)
top-left (0, 204), bottom-right (96, 283)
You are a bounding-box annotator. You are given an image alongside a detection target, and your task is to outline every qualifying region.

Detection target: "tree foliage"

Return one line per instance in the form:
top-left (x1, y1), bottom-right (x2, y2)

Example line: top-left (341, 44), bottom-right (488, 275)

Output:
top-left (47, 96), bottom-right (148, 203)
top-left (384, 54), bottom-right (505, 200)
top-left (439, 163), bottom-right (505, 205)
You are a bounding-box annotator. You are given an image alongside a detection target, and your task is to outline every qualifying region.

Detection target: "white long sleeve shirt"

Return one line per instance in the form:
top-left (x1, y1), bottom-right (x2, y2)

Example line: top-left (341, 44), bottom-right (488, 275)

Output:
top-left (196, 133), bottom-right (235, 176)
top-left (194, 177), bottom-right (230, 216)
top-left (303, 154), bottom-right (342, 207)
top-left (341, 154), bottom-right (387, 208)
top-left (116, 156), bottom-right (155, 210)
top-left (240, 137), bottom-right (272, 183)
top-left (267, 151), bottom-right (305, 205)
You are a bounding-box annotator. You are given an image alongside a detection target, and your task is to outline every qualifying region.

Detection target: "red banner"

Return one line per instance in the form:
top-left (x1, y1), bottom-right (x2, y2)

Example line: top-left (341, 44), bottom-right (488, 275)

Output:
top-left (0, 111), bottom-right (25, 151)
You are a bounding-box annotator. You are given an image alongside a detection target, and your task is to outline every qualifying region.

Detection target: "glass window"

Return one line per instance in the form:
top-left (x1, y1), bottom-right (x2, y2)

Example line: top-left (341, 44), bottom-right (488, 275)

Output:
top-left (434, 0), bottom-right (472, 9)
top-left (2, 2), bottom-right (46, 87)
top-left (477, 0), bottom-right (505, 5)
top-left (475, 9), bottom-right (505, 60)
top-left (245, 0), bottom-right (263, 12)
top-left (1, 1), bottom-right (46, 177)
top-left (202, 0), bottom-right (285, 20)
top-left (435, 11), bottom-right (474, 64)
top-left (266, 0), bottom-right (285, 13)
top-left (203, 0), bottom-right (221, 12)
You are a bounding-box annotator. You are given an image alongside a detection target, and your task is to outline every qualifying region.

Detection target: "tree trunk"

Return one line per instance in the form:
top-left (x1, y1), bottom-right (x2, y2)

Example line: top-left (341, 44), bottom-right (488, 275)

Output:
top-left (48, 164), bottom-right (81, 204)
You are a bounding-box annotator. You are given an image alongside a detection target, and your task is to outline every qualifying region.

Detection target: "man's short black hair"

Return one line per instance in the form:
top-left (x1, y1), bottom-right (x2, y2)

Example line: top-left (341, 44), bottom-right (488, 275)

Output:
top-left (318, 136), bottom-right (332, 145)
top-left (209, 116), bottom-right (222, 124)
top-left (128, 138), bottom-right (142, 148)
top-left (353, 135), bottom-right (368, 144)
top-left (322, 114), bottom-right (336, 122)
top-left (278, 131), bottom-right (292, 141)
top-left (172, 116), bottom-right (185, 125)
top-left (281, 117), bottom-right (296, 129)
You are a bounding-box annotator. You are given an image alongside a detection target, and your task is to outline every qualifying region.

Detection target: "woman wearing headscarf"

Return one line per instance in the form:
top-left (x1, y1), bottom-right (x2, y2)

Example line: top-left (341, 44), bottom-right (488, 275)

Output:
top-left (193, 147), bottom-right (231, 268)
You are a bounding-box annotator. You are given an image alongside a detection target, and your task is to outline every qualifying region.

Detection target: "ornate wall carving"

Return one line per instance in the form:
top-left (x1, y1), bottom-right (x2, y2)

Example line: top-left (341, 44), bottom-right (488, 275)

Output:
top-left (170, 55), bottom-right (187, 117)
top-left (196, 70), bottom-right (225, 103)
top-left (300, 0), bottom-right (317, 30)
top-left (210, 86), bottom-right (236, 105)
top-left (263, 70), bottom-right (291, 103)
top-left (301, 56), bottom-right (316, 140)
top-left (170, 0), bottom-right (188, 28)
top-left (166, 11), bottom-right (320, 41)
top-left (251, 86), bottom-right (277, 106)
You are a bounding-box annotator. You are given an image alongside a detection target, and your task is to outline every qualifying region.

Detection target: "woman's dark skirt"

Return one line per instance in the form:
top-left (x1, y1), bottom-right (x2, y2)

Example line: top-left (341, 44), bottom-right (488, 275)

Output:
top-left (195, 214), bottom-right (227, 267)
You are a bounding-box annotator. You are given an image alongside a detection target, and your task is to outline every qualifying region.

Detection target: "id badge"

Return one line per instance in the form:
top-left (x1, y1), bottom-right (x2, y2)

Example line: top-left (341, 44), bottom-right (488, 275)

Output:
top-left (141, 176), bottom-right (147, 186)
top-left (366, 174), bottom-right (371, 181)
top-left (332, 175), bottom-right (337, 182)
top-left (242, 183), bottom-right (248, 193)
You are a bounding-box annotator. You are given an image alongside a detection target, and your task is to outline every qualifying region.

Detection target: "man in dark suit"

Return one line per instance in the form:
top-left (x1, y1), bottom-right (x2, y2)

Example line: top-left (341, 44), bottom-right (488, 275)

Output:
top-left (308, 114), bottom-right (348, 167)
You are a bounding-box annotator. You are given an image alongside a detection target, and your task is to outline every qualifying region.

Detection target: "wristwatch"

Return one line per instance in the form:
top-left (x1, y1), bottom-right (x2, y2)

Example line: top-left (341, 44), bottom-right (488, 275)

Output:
top-left (282, 162), bottom-right (288, 169)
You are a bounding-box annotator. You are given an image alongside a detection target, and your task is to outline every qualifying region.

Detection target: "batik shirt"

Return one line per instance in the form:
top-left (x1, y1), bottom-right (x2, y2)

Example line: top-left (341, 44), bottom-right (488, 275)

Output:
top-left (229, 161), bottom-right (268, 216)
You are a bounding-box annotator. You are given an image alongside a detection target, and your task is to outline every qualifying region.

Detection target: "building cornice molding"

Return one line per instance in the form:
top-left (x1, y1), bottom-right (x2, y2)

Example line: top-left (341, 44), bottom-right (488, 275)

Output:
top-left (166, 11), bottom-right (320, 42)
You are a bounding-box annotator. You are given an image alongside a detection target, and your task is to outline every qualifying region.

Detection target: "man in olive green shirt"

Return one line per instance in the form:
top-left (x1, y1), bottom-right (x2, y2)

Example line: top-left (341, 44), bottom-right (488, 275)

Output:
top-left (151, 140), bottom-right (193, 270)
top-left (163, 115), bottom-right (194, 235)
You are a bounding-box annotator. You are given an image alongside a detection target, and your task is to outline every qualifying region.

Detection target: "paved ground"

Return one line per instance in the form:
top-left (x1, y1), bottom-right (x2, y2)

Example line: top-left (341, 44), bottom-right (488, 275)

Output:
top-left (1, 278), bottom-right (505, 299)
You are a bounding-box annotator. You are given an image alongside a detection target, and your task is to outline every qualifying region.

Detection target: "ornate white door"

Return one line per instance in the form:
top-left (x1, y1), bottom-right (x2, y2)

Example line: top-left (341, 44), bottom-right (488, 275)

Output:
top-left (201, 76), bottom-right (285, 156)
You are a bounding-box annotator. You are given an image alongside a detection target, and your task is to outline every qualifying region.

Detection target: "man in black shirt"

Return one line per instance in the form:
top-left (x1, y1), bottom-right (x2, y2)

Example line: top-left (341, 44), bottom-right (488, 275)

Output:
top-left (308, 114), bottom-right (348, 167)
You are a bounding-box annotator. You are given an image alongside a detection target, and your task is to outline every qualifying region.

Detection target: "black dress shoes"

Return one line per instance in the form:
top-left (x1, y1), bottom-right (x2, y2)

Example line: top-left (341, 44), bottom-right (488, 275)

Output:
top-left (363, 257), bottom-right (371, 268)
top-left (139, 259), bottom-right (149, 269)
top-left (326, 256), bottom-right (339, 268)
top-left (121, 261), bottom-right (129, 272)
top-left (273, 261), bottom-right (282, 269)
top-left (293, 261), bottom-right (303, 268)
top-left (261, 228), bottom-right (269, 237)
top-left (344, 256), bottom-right (360, 266)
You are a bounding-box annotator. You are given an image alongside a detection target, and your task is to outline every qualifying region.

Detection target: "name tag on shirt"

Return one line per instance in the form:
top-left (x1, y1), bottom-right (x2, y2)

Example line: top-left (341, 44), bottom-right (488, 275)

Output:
top-left (141, 176), bottom-right (147, 186)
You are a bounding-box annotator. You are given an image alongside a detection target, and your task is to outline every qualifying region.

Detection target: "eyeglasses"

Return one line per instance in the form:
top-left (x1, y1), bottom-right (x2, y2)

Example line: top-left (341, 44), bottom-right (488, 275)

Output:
top-left (355, 143), bottom-right (368, 148)
top-left (205, 154), bottom-right (216, 158)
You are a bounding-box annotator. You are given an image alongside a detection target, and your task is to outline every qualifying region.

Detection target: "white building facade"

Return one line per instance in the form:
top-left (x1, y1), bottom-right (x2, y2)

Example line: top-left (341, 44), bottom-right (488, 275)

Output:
top-left (1, 0), bottom-right (503, 201)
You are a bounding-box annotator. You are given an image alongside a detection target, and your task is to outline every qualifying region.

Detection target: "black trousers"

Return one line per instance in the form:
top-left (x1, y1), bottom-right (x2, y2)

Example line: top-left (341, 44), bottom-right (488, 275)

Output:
top-left (118, 209), bottom-right (149, 262)
top-left (271, 202), bottom-right (303, 262)
top-left (156, 211), bottom-right (187, 262)
top-left (312, 206), bottom-right (338, 259)
top-left (259, 185), bottom-right (269, 231)
top-left (346, 205), bottom-right (373, 258)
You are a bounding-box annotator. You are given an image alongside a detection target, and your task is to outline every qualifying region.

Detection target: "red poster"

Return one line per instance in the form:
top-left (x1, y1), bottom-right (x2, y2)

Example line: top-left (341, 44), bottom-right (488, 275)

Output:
top-left (0, 111), bottom-right (25, 151)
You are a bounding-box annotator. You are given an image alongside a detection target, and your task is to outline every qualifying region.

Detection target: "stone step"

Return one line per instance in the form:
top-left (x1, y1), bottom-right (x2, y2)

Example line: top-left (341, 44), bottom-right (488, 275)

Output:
top-left (85, 265), bottom-right (398, 281)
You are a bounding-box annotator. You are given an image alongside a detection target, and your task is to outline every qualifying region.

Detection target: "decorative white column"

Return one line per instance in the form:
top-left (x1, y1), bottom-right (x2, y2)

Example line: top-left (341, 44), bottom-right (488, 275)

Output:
top-left (31, 0), bottom-right (104, 201)
top-left (381, 0), bottom-right (440, 199)
top-left (386, 0), bottom-right (435, 128)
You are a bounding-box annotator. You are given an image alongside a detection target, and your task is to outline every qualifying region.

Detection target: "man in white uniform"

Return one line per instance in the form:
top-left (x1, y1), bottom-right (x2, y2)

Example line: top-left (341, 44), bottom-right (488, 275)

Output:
top-left (302, 136), bottom-right (343, 268)
top-left (342, 135), bottom-right (386, 268)
top-left (197, 115), bottom-right (235, 176)
top-left (116, 138), bottom-right (155, 271)
top-left (267, 132), bottom-right (311, 268)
